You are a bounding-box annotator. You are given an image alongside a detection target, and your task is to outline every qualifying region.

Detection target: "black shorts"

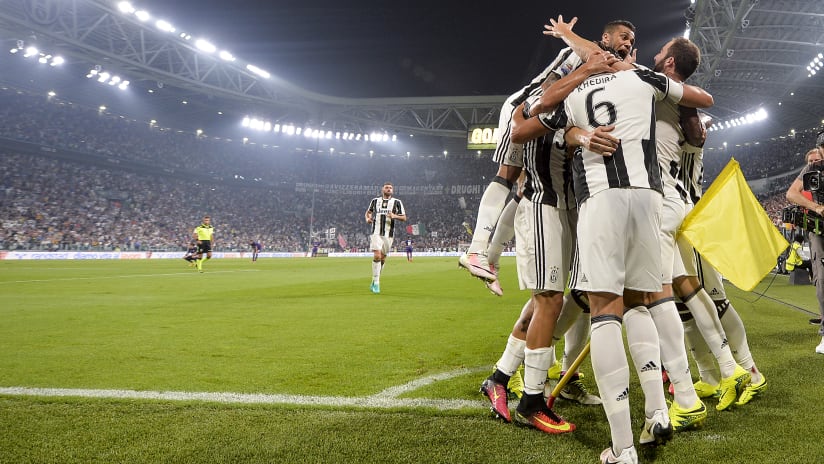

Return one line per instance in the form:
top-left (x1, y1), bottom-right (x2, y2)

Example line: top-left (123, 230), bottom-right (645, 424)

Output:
top-left (198, 240), bottom-right (212, 254)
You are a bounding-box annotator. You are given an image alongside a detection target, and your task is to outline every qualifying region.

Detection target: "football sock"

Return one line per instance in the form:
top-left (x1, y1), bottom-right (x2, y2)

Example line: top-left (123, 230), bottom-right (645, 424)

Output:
top-left (523, 346), bottom-right (554, 396)
top-left (496, 334), bottom-right (526, 377)
top-left (624, 305), bottom-right (667, 417)
top-left (590, 316), bottom-right (633, 453)
top-left (371, 261), bottom-right (381, 283)
top-left (683, 317), bottom-right (721, 385)
top-left (649, 298), bottom-right (699, 408)
top-left (486, 197), bottom-right (518, 266)
top-left (684, 289), bottom-right (736, 378)
top-left (468, 178), bottom-right (511, 255)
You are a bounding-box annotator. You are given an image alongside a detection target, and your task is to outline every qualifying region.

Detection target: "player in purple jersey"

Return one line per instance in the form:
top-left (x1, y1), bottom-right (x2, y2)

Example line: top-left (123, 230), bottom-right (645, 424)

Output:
top-left (249, 241), bottom-right (262, 262)
top-left (405, 238), bottom-right (413, 262)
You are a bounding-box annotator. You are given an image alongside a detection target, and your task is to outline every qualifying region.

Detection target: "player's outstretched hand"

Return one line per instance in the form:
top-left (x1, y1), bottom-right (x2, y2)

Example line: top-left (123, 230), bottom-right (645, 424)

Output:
top-left (543, 15), bottom-right (577, 39)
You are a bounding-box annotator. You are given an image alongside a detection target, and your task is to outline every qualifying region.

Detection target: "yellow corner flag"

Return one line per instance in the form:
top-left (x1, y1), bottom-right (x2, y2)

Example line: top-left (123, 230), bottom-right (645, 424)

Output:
top-left (679, 158), bottom-right (789, 291)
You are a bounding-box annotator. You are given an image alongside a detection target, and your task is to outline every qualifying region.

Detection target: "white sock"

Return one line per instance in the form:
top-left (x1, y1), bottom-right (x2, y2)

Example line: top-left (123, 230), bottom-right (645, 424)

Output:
top-left (371, 261), bottom-right (381, 283)
top-left (495, 334), bottom-right (526, 376)
top-left (684, 289), bottom-right (736, 378)
top-left (486, 197), bottom-right (518, 266)
top-left (523, 347), bottom-right (554, 396)
top-left (649, 299), bottom-right (699, 408)
top-left (683, 317), bottom-right (721, 385)
top-left (590, 317), bottom-right (633, 453)
top-left (717, 300), bottom-right (761, 383)
top-left (468, 180), bottom-right (510, 254)
top-left (624, 306), bottom-right (667, 417)
top-left (562, 313), bottom-right (589, 373)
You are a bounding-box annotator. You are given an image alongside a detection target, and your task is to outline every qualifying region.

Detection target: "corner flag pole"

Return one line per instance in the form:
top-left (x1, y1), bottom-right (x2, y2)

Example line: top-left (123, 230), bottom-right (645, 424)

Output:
top-left (546, 341), bottom-right (591, 408)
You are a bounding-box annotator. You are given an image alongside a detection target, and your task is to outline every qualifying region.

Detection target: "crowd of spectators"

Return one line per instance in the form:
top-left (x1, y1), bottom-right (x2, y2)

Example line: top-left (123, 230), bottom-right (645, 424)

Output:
top-left (1, 85), bottom-right (822, 254)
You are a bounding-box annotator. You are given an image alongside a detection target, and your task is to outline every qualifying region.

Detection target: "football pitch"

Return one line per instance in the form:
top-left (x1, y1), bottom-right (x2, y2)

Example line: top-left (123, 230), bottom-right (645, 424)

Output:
top-left (1, 257), bottom-right (823, 463)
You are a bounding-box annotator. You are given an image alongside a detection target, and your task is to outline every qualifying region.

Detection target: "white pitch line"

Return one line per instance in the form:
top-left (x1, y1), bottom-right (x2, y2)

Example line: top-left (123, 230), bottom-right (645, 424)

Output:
top-left (0, 367), bottom-right (491, 411)
top-left (2, 269), bottom-right (259, 285)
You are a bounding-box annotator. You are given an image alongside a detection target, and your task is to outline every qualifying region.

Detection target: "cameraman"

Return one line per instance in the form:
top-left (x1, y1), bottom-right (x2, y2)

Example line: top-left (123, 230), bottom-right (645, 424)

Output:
top-left (786, 144), bottom-right (824, 354)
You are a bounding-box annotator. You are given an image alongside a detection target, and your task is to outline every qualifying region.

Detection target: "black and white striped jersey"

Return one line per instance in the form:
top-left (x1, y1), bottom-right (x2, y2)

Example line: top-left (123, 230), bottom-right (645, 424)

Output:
top-left (559, 69), bottom-right (685, 204)
top-left (677, 143), bottom-right (705, 205)
top-left (522, 130), bottom-right (576, 209)
top-left (655, 98), bottom-right (690, 202)
top-left (367, 196), bottom-right (405, 238)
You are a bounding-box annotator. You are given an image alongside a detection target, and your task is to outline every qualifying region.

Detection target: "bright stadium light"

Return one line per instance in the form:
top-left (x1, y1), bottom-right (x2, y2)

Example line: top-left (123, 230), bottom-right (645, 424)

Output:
top-left (195, 39), bottom-right (216, 53)
top-left (155, 20), bottom-right (175, 33)
top-left (246, 64), bottom-right (270, 79)
top-left (708, 108), bottom-right (768, 132)
top-left (118, 2), bottom-right (135, 14)
top-left (218, 50), bottom-right (236, 62)
top-left (134, 10), bottom-right (150, 22)
top-left (50, 56), bottom-right (64, 66)
top-left (23, 46), bottom-right (38, 57)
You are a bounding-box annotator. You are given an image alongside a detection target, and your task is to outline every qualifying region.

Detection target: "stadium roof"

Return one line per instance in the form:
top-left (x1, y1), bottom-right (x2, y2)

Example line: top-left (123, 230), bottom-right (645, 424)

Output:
top-left (0, 0), bottom-right (821, 149)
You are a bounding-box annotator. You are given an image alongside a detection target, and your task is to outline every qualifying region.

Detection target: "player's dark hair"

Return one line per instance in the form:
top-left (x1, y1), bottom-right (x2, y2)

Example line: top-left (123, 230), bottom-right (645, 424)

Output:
top-left (603, 20), bottom-right (635, 34)
top-left (665, 37), bottom-right (701, 79)
top-left (816, 130), bottom-right (824, 148)
top-left (383, 182), bottom-right (393, 187)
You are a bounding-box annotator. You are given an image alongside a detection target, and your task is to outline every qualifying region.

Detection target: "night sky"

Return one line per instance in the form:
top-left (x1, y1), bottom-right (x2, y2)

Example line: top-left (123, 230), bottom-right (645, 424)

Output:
top-left (134, 0), bottom-right (691, 98)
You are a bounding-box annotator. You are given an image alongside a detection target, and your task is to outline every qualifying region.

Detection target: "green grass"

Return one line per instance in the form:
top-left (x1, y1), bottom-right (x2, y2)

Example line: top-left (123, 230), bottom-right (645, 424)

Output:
top-left (1, 258), bottom-right (822, 463)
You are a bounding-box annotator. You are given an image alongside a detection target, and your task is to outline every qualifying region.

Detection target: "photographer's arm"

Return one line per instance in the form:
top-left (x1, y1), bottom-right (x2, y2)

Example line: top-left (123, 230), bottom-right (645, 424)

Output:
top-left (787, 177), bottom-right (824, 215)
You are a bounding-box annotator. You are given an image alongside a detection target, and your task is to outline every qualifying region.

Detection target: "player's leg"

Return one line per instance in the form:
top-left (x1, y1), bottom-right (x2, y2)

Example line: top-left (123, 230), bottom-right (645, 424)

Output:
top-left (644, 196), bottom-right (705, 432)
top-left (622, 189), bottom-right (671, 446)
top-left (512, 202), bottom-right (574, 434)
top-left (481, 298), bottom-right (533, 422)
top-left (573, 190), bottom-right (636, 458)
top-left (554, 291), bottom-right (601, 405)
top-left (459, 113), bottom-right (524, 281)
top-left (369, 235), bottom-right (382, 293)
top-left (483, 194), bottom-right (520, 296)
top-left (673, 274), bottom-right (749, 411)
top-left (809, 233), bottom-right (824, 352)
top-left (698, 255), bottom-right (766, 404)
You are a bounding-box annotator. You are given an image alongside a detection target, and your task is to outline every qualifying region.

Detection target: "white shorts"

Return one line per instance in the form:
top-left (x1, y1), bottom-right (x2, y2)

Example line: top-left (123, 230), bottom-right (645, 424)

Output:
top-left (492, 103), bottom-right (525, 168)
top-left (571, 189), bottom-right (663, 295)
top-left (369, 235), bottom-right (393, 255)
top-left (659, 195), bottom-right (686, 284)
top-left (514, 201), bottom-right (576, 292)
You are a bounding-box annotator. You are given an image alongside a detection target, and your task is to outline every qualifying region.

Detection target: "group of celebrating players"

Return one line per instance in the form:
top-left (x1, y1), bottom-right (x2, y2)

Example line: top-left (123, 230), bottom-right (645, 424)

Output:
top-left (455, 15), bottom-right (767, 464)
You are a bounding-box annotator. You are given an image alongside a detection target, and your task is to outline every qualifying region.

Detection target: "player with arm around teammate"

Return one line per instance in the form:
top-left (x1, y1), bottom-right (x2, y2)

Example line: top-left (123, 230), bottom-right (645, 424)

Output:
top-left (548, 43), bottom-right (712, 463)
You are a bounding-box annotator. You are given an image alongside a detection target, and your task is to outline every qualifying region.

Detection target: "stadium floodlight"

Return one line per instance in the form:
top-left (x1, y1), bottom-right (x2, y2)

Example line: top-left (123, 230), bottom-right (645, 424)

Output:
top-left (195, 39), bottom-right (216, 53)
top-left (99, 105), bottom-right (107, 111)
top-left (50, 56), bottom-right (64, 66)
top-left (118, 81), bottom-right (130, 90)
top-left (274, 124), bottom-right (281, 133)
top-left (246, 64), bottom-right (270, 79)
top-left (134, 10), bottom-right (150, 22)
top-left (326, 131), bottom-right (332, 139)
top-left (242, 117), bottom-right (251, 127)
top-left (38, 56), bottom-right (48, 64)
top-left (218, 51), bottom-right (236, 62)
top-left (23, 46), bottom-right (38, 58)
top-left (118, 1), bottom-right (135, 14)
top-left (155, 20), bottom-right (175, 33)
top-left (179, 32), bottom-right (192, 40)
top-left (47, 91), bottom-right (56, 97)
top-left (98, 72), bottom-right (110, 83)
